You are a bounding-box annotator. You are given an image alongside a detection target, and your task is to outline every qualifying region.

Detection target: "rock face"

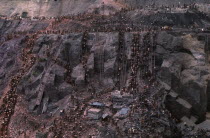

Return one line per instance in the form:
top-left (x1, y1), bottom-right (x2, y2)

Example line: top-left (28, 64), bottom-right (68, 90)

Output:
top-left (158, 32), bottom-right (210, 121)
top-left (14, 32), bottom-right (122, 116)
top-left (1, 25), bottom-right (209, 119)
top-left (71, 64), bottom-right (85, 86)
top-left (165, 91), bottom-right (192, 119)
top-left (0, 37), bottom-right (23, 96)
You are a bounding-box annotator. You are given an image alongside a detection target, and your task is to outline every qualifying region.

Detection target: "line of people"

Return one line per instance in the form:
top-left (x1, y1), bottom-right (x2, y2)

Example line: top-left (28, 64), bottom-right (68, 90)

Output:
top-left (127, 32), bottom-right (157, 94)
top-left (0, 34), bottom-right (37, 138)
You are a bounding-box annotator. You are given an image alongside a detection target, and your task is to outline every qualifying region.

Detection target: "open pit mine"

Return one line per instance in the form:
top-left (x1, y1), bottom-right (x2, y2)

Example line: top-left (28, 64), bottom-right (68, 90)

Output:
top-left (0, 0), bottom-right (210, 137)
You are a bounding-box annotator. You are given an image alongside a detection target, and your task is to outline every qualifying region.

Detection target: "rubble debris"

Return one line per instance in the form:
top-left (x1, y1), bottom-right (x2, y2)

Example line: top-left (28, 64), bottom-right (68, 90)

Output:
top-left (114, 107), bottom-right (130, 119)
top-left (102, 113), bottom-right (109, 119)
top-left (111, 90), bottom-right (133, 104)
top-left (89, 102), bottom-right (105, 108)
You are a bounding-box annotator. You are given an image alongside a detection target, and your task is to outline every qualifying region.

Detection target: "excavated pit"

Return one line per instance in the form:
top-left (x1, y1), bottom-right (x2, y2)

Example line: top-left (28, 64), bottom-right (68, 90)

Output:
top-left (0, 1), bottom-right (210, 137)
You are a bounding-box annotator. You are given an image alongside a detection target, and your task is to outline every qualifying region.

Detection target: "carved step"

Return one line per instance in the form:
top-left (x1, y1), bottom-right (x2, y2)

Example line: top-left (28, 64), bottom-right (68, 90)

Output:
top-left (160, 81), bottom-right (171, 91)
top-left (176, 98), bottom-right (192, 110)
top-left (168, 91), bottom-right (178, 99)
top-left (165, 92), bottom-right (192, 119)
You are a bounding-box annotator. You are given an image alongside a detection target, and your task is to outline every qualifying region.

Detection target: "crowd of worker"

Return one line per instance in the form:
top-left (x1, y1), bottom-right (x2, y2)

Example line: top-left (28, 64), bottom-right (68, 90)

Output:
top-left (2, 3), bottom-right (200, 45)
top-left (127, 32), bottom-right (156, 94)
top-left (0, 33), bottom-right (37, 137)
top-left (0, 2), bottom-right (208, 137)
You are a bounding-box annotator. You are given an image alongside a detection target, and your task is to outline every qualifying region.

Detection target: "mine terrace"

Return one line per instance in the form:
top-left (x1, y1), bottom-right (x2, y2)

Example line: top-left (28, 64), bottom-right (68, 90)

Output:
top-left (0, 0), bottom-right (210, 137)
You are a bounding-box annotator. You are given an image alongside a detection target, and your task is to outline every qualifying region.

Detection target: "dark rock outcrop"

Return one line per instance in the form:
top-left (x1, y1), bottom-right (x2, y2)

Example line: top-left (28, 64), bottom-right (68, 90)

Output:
top-left (159, 33), bottom-right (210, 121)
